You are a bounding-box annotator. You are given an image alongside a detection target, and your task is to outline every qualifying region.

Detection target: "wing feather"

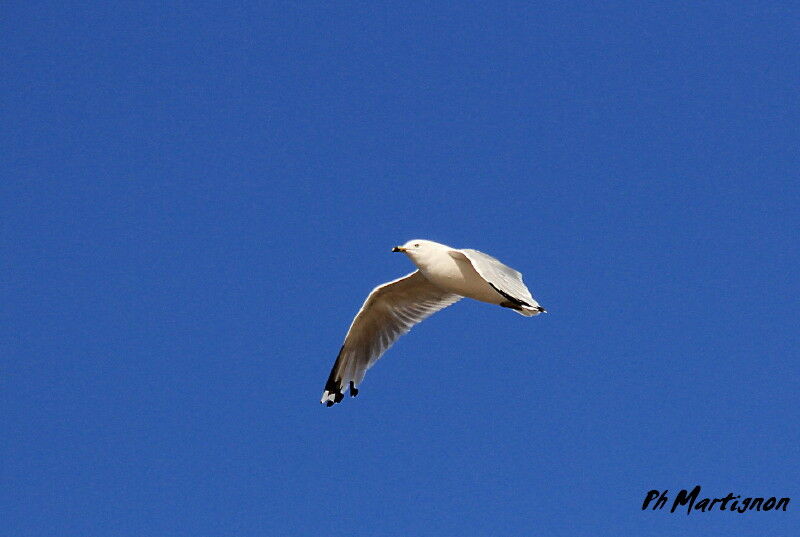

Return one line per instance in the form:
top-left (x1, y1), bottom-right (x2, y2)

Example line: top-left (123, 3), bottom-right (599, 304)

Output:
top-left (458, 249), bottom-right (541, 309)
top-left (321, 270), bottom-right (461, 406)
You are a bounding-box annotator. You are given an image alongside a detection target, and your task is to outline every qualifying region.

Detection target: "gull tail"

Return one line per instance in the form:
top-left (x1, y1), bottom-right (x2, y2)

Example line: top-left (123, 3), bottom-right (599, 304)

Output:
top-left (499, 301), bottom-right (546, 316)
top-left (517, 304), bottom-right (547, 317)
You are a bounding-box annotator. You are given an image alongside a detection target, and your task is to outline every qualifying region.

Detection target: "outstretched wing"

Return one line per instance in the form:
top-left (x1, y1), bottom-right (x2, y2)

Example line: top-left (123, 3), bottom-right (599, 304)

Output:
top-left (321, 270), bottom-right (461, 406)
top-left (458, 249), bottom-right (542, 310)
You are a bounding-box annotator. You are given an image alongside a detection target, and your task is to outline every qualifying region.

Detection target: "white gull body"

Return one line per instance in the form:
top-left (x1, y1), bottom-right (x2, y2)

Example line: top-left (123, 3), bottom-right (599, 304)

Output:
top-left (321, 239), bottom-right (546, 406)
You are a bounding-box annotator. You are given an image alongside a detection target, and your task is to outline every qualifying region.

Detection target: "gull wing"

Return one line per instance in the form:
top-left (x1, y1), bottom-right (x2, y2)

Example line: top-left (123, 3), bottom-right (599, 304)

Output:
top-left (321, 270), bottom-right (461, 406)
top-left (457, 249), bottom-right (543, 312)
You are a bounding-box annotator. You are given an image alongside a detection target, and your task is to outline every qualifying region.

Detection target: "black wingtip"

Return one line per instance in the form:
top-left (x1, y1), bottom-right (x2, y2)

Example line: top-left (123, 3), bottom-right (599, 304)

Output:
top-left (488, 282), bottom-right (532, 308)
top-left (349, 381), bottom-right (358, 397)
top-left (321, 345), bottom-right (346, 407)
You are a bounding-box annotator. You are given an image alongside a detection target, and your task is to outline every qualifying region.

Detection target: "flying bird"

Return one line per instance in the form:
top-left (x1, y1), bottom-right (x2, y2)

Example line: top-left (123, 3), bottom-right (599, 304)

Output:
top-left (321, 239), bottom-right (546, 406)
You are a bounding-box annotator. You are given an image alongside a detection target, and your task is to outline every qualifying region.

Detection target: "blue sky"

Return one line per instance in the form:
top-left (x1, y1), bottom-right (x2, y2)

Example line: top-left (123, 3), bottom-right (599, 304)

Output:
top-left (3, 2), bottom-right (798, 536)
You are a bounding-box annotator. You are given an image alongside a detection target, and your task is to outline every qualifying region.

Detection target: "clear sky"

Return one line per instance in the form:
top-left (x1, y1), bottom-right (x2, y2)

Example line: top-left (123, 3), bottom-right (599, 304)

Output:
top-left (3, 2), bottom-right (799, 536)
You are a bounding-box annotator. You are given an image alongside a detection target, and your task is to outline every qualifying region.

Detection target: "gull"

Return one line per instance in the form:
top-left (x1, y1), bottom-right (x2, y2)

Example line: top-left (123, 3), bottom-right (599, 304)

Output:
top-left (321, 239), bottom-right (546, 406)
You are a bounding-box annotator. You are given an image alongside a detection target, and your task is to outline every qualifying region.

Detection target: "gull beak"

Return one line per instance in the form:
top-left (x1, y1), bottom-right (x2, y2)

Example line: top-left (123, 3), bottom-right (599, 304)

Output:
top-left (392, 246), bottom-right (407, 252)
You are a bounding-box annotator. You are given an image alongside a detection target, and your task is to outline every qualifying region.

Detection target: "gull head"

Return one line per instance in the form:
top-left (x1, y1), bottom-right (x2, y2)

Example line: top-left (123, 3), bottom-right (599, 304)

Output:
top-left (392, 239), bottom-right (451, 264)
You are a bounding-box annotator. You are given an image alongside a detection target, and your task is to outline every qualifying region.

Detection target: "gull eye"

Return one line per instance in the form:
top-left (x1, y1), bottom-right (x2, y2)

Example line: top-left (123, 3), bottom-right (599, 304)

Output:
top-left (414, 243), bottom-right (420, 248)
